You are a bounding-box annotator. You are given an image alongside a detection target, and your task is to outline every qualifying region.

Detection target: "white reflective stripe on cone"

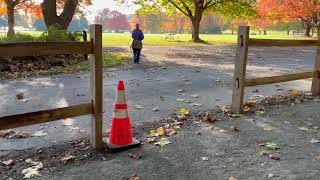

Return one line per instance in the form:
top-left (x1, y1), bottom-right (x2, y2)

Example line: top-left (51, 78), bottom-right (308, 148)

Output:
top-left (114, 109), bottom-right (129, 119)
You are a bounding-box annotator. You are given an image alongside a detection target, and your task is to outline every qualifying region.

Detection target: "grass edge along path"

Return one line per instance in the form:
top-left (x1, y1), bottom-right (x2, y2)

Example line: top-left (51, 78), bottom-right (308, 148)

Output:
top-left (0, 52), bottom-right (131, 80)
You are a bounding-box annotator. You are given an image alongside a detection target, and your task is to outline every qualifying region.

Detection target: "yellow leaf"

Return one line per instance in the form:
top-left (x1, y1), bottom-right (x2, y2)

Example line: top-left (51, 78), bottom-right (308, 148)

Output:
top-left (290, 90), bottom-right (298, 97)
top-left (180, 108), bottom-right (189, 116)
top-left (157, 127), bottom-right (165, 136)
top-left (149, 130), bottom-right (155, 137)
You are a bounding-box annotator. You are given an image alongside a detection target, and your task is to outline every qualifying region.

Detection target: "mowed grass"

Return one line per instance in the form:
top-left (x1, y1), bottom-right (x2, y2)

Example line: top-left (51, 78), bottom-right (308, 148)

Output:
top-left (102, 30), bottom-right (314, 46)
top-left (1, 30), bottom-right (314, 46)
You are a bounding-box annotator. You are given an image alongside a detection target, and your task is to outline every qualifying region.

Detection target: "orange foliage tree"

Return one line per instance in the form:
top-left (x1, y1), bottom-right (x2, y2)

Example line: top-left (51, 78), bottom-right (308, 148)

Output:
top-left (0, 0), bottom-right (40, 37)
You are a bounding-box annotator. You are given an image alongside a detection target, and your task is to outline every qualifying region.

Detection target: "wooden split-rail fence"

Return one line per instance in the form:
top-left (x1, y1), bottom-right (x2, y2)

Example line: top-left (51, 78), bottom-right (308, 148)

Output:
top-left (232, 26), bottom-right (320, 114)
top-left (0, 24), bottom-right (104, 150)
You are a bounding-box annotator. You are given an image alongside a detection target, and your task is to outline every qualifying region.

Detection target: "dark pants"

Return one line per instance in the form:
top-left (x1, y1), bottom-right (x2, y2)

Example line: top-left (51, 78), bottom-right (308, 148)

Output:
top-left (133, 48), bottom-right (141, 64)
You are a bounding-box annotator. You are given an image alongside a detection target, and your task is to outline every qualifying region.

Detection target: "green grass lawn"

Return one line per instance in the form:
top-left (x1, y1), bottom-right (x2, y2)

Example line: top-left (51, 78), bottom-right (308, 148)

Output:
top-left (102, 31), bottom-right (313, 47)
top-left (1, 30), bottom-right (314, 47)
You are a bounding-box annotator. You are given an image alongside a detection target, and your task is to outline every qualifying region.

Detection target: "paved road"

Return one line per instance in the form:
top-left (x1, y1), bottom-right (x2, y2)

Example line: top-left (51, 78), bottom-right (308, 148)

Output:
top-left (0, 45), bottom-right (316, 150)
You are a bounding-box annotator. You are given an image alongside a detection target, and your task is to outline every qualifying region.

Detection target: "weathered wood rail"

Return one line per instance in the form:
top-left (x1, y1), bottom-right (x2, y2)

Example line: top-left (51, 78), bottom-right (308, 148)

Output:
top-left (0, 24), bottom-right (104, 150)
top-left (232, 26), bottom-right (320, 114)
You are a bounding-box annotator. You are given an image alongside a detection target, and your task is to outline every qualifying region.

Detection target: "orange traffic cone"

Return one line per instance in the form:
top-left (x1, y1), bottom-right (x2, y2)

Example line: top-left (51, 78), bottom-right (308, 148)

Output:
top-left (106, 80), bottom-right (140, 152)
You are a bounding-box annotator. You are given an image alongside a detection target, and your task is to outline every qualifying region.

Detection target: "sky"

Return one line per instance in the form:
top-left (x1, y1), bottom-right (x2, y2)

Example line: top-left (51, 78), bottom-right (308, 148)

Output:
top-left (86, 0), bottom-right (138, 22)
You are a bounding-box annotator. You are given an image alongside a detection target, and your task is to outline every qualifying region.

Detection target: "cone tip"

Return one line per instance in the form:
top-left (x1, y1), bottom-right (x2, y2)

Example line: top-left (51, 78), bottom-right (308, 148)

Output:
top-left (118, 80), bottom-right (125, 90)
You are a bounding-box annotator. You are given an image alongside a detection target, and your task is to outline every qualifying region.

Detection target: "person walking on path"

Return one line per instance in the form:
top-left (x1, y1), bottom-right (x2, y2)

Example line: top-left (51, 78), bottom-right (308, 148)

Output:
top-left (131, 24), bottom-right (144, 64)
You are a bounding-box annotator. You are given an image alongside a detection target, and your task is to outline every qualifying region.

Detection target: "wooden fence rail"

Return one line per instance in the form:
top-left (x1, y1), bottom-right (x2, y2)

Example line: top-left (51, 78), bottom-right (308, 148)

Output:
top-left (232, 26), bottom-right (320, 114)
top-left (0, 24), bottom-right (104, 150)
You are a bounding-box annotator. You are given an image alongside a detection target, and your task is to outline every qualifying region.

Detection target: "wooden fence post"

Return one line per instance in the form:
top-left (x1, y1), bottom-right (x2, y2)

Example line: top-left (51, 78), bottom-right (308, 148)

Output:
top-left (312, 44), bottom-right (320, 95)
top-left (90, 24), bottom-right (103, 150)
top-left (231, 26), bottom-right (250, 114)
top-left (83, 30), bottom-right (88, 60)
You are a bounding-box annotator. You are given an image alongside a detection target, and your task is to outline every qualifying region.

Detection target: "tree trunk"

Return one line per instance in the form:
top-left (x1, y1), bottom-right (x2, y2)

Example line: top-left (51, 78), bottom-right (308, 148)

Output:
top-left (287, 30), bottom-right (290, 35)
top-left (190, 1), bottom-right (203, 42)
top-left (41, 0), bottom-right (78, 30)
top-left (191, 19), bottom-right (201, 42)
top-left (6, 4), bottom-right (14, 37)
top-left (305, 24), bottom-right (311, 37)
top-left (317, 26), bottom-right (320, 38)
top-left (231, 28), bottom-right (234, 35)
top-left (263, 30), bottom-right (267, 35)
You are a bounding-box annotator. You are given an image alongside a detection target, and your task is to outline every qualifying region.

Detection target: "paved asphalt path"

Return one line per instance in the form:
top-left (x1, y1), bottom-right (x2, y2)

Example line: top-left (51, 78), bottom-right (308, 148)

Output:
top-left (0, 45), bottom-right (316, 150)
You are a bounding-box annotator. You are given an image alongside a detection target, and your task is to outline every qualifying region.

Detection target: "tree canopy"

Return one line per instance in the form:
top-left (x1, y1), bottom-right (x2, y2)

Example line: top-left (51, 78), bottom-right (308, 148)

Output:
top-left (115, 0), bottom-right (255, 41)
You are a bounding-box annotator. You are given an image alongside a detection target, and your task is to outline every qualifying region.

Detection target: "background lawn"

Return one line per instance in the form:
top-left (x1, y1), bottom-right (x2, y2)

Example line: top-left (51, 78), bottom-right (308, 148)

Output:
top-left (1, 30), bottom-right (314, 47)
top-left (102, 31), bottom-right (313, 47)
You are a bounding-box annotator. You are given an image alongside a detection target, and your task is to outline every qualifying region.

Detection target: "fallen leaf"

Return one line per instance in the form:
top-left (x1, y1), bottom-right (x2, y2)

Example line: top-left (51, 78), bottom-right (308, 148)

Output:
top-left (8, 131), bottom-right (29, 139)
top-left (259, 149), bottom-right (269, 156)
top-left (149, 129), bottom-right (156, 137)
top-left (255, 111), bottom-right (266, 116)
top-left (135, 105), bottom-right (143, 110)
top-left (71, 127), bottom-right (80, 131)
top-left (164, 128), bottom-right (176, 136)
top-left (194, 132), bottom-right (201, 135)
top-left (152, 107), bottom-right (159, 112)
top-left (229, 177), bottom-right (238, 180)
top-left (176, 98), bottom-right (186, 102)
top-left (190, 94), bottom-right (199, 98)
top-left (156, 127), bottom-right (165, 136)
top-left (230, 114), bottom-right (242, 118)
top-left (192, 103), bottom-right (202, 107)
top-left (290, 90), bottom-right (298, 97)
top-left (32, 130), bottom-right (47, 137)
top-left (266, 142), bottom-right (280, 150)
top-left (62, 154), bottom-right (76, 163)
top-left (16, 92), bottom-right (24, 100)
top-left (243, 106), bottom-right (251, 112)
top-left (1, 159), bottom-right (16, 166)
top-left (154, 138), bottom-right (171, 147)
top-left (124, 172), bottom-right (140, 180)
top-left (298, 127), bottom-right (309, 131)
top-left (231, 125), bottom-right (240, 132)
top-left (22, 162), bottom-right (43, 179)
top-left (177, 89), bottom-right (184, 92)
top-left (145, 137), bottom-right (156, 143)
top-left (269, 154), bottom-right (280, 160)
top-left (180, 108), bottom-right (189, 116)
top-left (268, 174), bottom-right (274, 178)
top-left (25, 158), bottom-right (33, 163)
top-left (310, 138), bottom-right (320, 144)
top-left (201, 157), bottom-right (209, 161)
top-left (202, 111), bottom-right (215, 122)
top-left (211, 126), bottom-right (227, 133)
top-left (23, 168), bottom-right (42, 179)
top-left (129, 153), bottom-right (143, 159)
top-left (0, 129), bottom-right (13, 138)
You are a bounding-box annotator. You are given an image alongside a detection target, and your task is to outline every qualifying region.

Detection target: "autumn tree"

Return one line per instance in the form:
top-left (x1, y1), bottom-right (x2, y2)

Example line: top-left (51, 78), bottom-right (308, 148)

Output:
top-left (200, 13), bottom-right (222, 34)
top-left (115, 0), bottom-right (255, 42)
top-left (0, 0), bottom-right (39, 37)
top-left (95, 8), bottom-right (111, 30)
top-left (130, 12), bottom-right (146, 31)
top-left (95, 8), bottom-right (129, 32)
top-left (256, 0), bottom-right (320, 37)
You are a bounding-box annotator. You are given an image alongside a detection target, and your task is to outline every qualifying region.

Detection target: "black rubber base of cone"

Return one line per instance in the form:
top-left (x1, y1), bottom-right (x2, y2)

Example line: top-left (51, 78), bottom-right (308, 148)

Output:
top-left (104, 138), bottom-right (140, 153)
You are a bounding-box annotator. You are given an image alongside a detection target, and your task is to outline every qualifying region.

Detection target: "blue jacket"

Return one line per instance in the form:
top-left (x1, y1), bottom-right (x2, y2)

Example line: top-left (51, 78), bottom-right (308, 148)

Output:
top-left (132, 29), bottom-right (144, 41)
